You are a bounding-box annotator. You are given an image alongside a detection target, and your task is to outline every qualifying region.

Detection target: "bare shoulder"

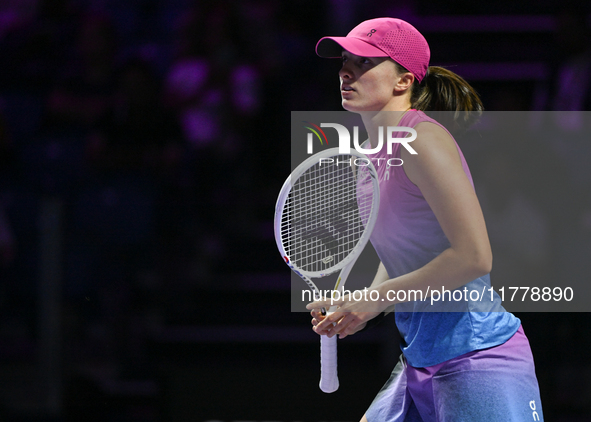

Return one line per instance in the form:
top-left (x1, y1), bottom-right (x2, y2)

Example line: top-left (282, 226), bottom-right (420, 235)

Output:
top-left (401, 121), bottom-right (464, 187)
top-left (411, 121), bottom-right (459, 158)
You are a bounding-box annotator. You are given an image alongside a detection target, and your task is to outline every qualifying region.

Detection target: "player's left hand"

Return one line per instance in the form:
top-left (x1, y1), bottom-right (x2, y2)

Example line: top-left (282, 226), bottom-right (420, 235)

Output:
top-left (310, 308), bottom-right (369, 339)
top-left (307, 289), bottom-right (387, 339)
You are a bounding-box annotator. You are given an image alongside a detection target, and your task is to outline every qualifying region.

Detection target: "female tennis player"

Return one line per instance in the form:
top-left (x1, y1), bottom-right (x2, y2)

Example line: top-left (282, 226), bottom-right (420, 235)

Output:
top-left (307, 18), bottom-right (544, 421)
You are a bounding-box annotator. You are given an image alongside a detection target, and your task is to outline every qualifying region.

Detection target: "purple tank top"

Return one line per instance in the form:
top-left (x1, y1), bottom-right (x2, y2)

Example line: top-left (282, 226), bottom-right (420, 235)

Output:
top-left (369, 110), bottom-right (468, 278)
top-left (366, 110), bottom-right (520, 367)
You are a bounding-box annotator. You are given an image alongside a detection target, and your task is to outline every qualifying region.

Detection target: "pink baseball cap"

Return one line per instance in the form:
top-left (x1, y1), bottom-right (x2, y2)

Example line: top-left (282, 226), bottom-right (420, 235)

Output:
top-left (316, 18), bottom-right (430, 83)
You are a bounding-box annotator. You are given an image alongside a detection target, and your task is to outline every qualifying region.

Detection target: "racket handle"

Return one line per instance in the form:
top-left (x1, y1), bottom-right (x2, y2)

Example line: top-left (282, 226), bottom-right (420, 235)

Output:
top-left (319, 334), bottom-right (339, 393)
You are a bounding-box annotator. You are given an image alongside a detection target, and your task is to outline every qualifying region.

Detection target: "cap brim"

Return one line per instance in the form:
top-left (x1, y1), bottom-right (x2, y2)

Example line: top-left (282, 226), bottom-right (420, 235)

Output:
top-left (316, 36), bottom-right (388, 58)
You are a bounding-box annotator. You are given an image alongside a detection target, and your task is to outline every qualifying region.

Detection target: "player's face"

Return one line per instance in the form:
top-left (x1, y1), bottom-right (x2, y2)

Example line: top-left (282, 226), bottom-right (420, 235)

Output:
top-left (339, 51), bottom-right (401, 112)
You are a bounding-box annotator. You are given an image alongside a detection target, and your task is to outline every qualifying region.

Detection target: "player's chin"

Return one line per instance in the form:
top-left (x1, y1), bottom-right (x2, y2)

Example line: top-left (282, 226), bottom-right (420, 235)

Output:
top-left (342, 101), bottom-right (373, 114)
top-left (341, 99), bottom-right (358, 112)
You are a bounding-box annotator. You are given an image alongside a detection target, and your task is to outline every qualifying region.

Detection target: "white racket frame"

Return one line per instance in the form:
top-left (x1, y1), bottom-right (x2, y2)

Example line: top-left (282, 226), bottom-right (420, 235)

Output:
top-left (274, 147), bottom-right (380, 393)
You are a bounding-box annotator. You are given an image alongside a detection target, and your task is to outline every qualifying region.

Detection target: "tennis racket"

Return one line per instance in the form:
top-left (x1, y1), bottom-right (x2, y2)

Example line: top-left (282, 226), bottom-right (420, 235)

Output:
top-left (274, 147), bottom-right (380, 393)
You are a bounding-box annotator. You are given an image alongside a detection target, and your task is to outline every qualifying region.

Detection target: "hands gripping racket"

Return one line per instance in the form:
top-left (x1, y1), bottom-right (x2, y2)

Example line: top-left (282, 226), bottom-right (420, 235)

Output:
top-left (274, 147), bottom-right (380, 393)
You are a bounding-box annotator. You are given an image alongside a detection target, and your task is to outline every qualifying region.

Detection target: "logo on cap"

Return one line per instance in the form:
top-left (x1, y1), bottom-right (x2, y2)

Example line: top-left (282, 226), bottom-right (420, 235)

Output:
top-left (367, 29), bottom-right (377, 37)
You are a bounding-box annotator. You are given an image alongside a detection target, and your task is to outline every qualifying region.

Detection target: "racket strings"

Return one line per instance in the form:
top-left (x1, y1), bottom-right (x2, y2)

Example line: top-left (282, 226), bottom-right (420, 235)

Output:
top-left (281, 155), bottom-right (376, 273)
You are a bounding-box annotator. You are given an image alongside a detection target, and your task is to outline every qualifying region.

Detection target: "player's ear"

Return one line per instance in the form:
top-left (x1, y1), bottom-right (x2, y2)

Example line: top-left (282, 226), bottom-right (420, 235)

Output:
top-left (394, 72), bottom-right (414, 92)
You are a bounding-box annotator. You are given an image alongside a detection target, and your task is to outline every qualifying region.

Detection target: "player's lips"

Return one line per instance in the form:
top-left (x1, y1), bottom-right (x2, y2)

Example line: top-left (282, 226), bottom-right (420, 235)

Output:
top-left (341, 85), bottom-right (355, 97)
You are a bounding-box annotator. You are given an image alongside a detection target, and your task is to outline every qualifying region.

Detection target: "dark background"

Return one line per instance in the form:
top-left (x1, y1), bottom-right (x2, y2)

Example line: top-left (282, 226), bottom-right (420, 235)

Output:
top-left (0, 0), bottom-right (590, 420)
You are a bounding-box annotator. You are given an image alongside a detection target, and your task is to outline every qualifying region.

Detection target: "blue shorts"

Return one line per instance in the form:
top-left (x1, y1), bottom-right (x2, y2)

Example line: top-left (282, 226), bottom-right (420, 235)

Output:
top-left (366, 326), bottom-right (543, 422)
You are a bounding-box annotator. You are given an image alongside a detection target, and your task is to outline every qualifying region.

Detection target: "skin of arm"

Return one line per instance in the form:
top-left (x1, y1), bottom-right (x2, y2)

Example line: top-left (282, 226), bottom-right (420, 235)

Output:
top-left (308, 122), bottom-right (493, 338)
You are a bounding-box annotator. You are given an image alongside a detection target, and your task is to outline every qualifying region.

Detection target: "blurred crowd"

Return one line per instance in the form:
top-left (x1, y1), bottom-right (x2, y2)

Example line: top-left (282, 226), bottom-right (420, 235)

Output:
top-left (0, 0), bottom-right (309, 392)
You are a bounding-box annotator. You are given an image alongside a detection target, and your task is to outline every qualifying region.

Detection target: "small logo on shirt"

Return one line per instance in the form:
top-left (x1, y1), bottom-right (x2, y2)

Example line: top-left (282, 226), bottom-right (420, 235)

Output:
top-left (529, 400), bottom-right (540, 421)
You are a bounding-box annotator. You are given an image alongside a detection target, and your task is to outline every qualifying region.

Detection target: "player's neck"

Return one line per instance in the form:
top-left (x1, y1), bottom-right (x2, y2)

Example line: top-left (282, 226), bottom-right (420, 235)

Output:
top-left (360, 108), bottom-right (411, 148)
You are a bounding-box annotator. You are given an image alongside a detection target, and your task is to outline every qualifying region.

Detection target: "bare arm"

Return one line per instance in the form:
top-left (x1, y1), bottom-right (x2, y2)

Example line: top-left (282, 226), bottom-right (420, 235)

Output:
top-left (369, 261), bottom-right (390, 288)
top-left (374, 122), bottom-right (492, 298)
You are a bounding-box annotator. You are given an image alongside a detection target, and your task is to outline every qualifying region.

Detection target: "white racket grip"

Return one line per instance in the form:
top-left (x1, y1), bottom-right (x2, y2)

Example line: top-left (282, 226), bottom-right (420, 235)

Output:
top-left (319, 333), bottom-right (339, 393)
